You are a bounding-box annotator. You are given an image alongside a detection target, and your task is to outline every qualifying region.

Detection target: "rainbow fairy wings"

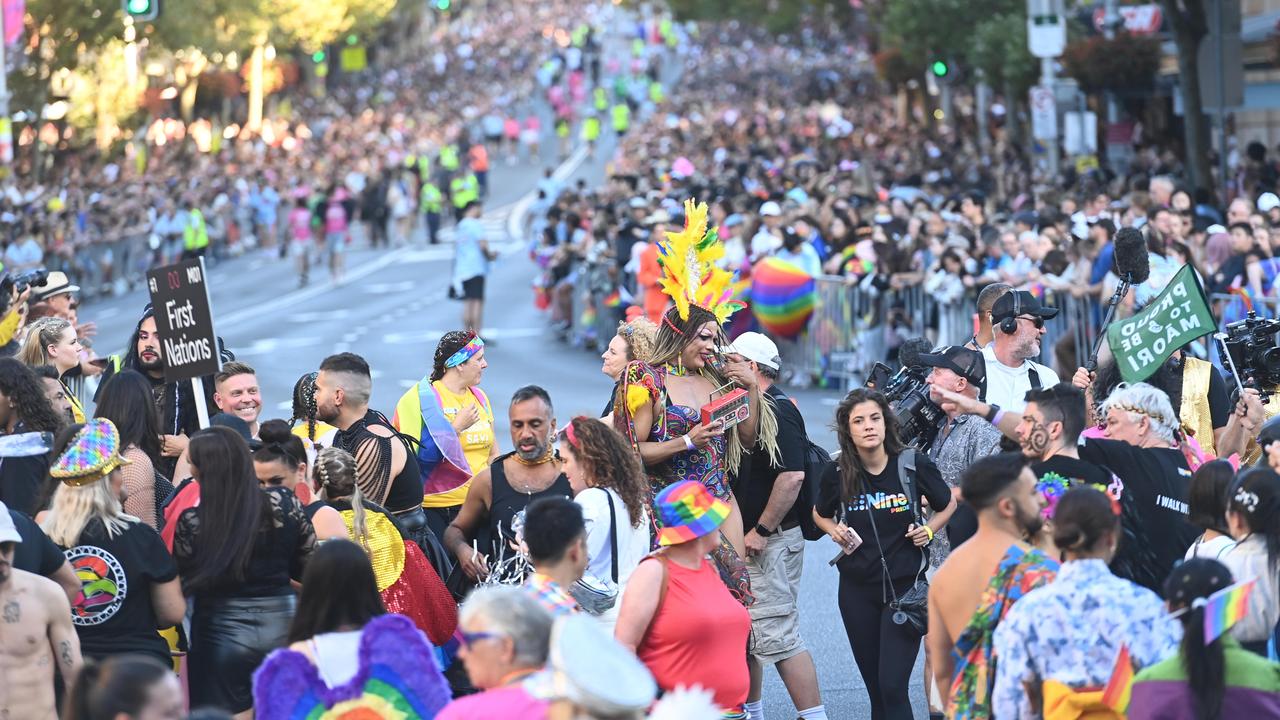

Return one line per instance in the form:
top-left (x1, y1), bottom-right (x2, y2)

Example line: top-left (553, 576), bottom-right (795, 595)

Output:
top-left (656, 199), bottom-right (746, 324)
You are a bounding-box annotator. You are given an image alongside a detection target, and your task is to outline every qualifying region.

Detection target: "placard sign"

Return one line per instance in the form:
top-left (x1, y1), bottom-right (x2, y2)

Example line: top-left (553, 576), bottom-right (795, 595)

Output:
top-left (146, 258), bottom-right (221, 384)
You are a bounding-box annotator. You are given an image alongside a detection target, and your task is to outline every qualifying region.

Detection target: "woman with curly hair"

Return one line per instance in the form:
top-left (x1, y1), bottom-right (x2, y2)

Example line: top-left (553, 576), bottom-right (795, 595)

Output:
top-left (599, 317), bottom-right (657, 420)
top-left (0, 357), bottom-right (66, 514)
top-left (393, 330), bottom-right (497, 539)
top-left (560, 416), bottom-right (651, 631)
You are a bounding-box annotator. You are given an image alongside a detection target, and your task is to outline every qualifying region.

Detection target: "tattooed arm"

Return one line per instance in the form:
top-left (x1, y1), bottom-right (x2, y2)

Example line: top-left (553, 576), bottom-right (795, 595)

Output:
top-left (42, 578), bottom-right (81, 683)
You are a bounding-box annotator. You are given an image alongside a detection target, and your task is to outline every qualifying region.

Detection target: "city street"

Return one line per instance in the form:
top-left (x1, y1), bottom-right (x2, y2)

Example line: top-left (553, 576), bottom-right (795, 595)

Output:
top-left (79, 104), bottom-right (928, 720)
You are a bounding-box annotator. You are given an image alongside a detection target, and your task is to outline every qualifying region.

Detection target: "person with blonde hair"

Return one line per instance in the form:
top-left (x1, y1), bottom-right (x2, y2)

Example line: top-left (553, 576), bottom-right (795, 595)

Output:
top-left (314, 445), bottom-right (456, 646)
top-left (40, 419), bottom-right (186, 666)
top-left (600, 317), bottom-right (657, 420)
top-left (18, 316), bottom-right (84, 421)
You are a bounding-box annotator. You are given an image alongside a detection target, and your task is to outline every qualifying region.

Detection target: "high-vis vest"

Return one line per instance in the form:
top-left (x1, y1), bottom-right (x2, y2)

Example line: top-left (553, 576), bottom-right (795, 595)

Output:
top-left (183, 209), bottom-right (208, 250)
top-left (611, 103), bottom-right (631, 132)
top-left (419, 183), bottom-right (443, 214)
top-left (439, 144), bottom-right (460, 172)
top-left (594, 87), bottom-right (609, 112)
top-left (450, 174), bottom-right (479, 209)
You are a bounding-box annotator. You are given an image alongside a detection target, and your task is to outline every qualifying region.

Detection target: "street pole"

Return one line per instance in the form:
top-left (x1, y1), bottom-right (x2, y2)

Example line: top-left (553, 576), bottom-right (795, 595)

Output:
top-left (1042, 56), bottom-right (1059, 181)
top-left (1216, 0), bottom-right (1228, 202)
top-left (1103, 0), bottom-right (1119, 124)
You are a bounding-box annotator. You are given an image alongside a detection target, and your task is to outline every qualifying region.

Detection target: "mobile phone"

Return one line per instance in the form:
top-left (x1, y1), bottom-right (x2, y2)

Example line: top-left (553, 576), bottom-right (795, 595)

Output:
top-left (827, 526), bottom-right (863, 565)
top-left (88, 357), bottom-right (111, 368)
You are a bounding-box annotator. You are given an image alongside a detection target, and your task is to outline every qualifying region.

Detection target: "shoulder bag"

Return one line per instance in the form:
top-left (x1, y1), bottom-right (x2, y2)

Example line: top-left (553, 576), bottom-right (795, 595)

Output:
top-left (862, 450), bottom-right (930, 635)
top-left (569, 489), bottom-right (620, 614)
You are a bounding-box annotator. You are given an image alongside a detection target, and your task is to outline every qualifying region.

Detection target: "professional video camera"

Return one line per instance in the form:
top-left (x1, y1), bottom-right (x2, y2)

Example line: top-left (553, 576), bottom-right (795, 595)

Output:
top-left (865, 338), bottom-right (946, 451)
top-left (1219, 311), bottom-right (1280, 398)
top-left (0, 267), bottom-right (49, 316)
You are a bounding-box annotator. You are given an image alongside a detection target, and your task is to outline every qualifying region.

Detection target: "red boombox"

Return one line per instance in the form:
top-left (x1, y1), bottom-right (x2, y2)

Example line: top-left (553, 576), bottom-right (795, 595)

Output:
top-left (701, 387), bottom-right (750, 429)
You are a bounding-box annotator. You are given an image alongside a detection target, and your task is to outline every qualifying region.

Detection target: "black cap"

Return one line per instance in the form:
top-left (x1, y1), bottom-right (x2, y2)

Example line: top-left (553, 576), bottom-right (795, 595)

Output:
top-left (991, 290), bottom-right (1060, 323)
top-left (918, 345), bottom-right (986, 391)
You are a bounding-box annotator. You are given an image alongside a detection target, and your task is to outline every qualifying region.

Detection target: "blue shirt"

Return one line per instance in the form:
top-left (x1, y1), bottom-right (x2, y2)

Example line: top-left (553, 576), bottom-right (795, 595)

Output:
top-left (992, 559), bottom-right (1181, 720)
top-left (453, 217), bottom-right (488, 282)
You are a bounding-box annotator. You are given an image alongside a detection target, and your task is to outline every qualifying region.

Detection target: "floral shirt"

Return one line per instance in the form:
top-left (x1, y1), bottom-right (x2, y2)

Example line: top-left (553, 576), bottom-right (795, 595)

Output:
top-left (947, 544), bottom-right (1058, 719)
top-left (524, 572), bottom-right (579, 617)
top-left (992, 559), bottom-right (1182, 720)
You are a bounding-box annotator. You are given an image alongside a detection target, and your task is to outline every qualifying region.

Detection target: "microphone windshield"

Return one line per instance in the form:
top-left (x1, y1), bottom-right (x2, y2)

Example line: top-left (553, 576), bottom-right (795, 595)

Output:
top-left (1113, 227), bottom-right (1151, 284)
top-left (898, 337), bottom-right (933, 369)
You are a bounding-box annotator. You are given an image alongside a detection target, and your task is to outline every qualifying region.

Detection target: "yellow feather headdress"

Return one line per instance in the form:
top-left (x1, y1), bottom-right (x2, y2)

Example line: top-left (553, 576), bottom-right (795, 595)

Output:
top-left (656, 199), bottom-right (746, 325)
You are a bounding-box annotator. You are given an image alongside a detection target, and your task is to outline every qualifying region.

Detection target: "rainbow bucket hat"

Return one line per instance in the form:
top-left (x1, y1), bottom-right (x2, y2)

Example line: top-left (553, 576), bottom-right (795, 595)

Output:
top-left (655, 480), bottom-right (731, 546)
top-left (50, 419), bottom-right (131, 487)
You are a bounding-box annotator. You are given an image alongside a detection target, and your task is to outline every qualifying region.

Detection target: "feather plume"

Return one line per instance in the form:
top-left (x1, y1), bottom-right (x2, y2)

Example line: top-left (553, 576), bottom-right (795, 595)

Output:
top-left (656, 199), bottom-right (744, 323)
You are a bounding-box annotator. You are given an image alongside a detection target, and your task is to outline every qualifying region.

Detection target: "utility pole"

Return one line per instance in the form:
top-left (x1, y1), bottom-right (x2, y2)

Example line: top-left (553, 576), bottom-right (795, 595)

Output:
top-left (1103, 0), bottom-right (1119, 125)
top-left (1041, 56), bottom-right (1060, 181)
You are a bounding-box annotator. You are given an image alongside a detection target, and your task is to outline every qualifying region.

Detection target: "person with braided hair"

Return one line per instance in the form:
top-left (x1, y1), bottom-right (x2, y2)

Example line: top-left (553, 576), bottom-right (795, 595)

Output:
top-left (312, 446), bottom-right (456, 646)
top-left (289, 371), bottom-right (338, 464)
top-left (254, 419), bottom-right (347, 542)
top-left (394, 330), bottom-right (497, 539)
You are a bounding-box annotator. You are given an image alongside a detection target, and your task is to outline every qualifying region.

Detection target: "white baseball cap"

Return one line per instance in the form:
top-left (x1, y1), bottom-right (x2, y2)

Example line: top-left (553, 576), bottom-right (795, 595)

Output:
top-left (1260, 193), bottom-right (1280, 213)
top-left (0, 502), bottom-right (21, 544)
top-left (728, 332), bottom-right (781, 370)
top-left (759, 201), bottom-right (782, 217)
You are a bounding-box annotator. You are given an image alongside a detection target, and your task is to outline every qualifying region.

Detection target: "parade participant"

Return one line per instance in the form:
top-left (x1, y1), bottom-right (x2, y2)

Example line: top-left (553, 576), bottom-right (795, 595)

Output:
top-left (313, 446), bottom-right (456, 644)
top-left (526, 613), bottom-right (659, 719)
top-left (445, 385), bottom-right (570, 583)
top-left (1221, 467), bottom-right (1280, 655)
top-left (0, 358), bottom-right (65, 515)
top-left (522, 496), bottom-right (588, 617)
top-left (615, 480), bottom-right (752, 716)
top-left (1077, 382), bottom-right (1202, 592)
top-left (213, 361), bottom-right (263, 439)
top-left (18, 317), bottom-right (84, 422)
top-left (173, 426), bottom-right (317, 717)
top-left (287, 196), bottom-right (313, 288)
top-left (1130, 558), bottom-right (1280, 718)
top-left (1017, 384), bottom-right (1112, 487)
top-left (599, 317), bottom-right (657, 419)
top-left (614, 199), bottom-right (770, 567)
top-left (315, 353), bottom-right (431, 540)
top-left (1185, 460), bottom-right (1238, 560)
top-left (289, 371), bottom-right (338, 462)
top-left (0, 505), bottom-right (81, 720)
top-left (560, 416), bottom-right (651, 632)
top-left (33, 365), bottom-right (75, 425)
top-left (40, 419), bottom-right (186, 667)
top-left (723, 333), bottom-right (827, 720)
top-left (115, 306), bottom-right (217, 479)
top-left (993, 487), bottom-right (1181, 719)
top-left (813, 388), bottom-right (955, 720)
top-left (6, 500), bottom-right (79, 600)
top-left (929, 452), bottom-right (1057, 718)
top-left (64, 655), bottom-right (184, 720)
top-left (254, 420), bottom-right (347, 541)
top-left (922, 345), bottom-right (1001, 552)
top-left (439, 586), bottom-right (554, 720)
top-left (393, 331), bottom-right (497, 539)
top-left (252, 540), bottom-right (452, 720)
top-left (452, 200), bottom-right (497, 335)
top-left (94, 370), bottom-right (169, 528)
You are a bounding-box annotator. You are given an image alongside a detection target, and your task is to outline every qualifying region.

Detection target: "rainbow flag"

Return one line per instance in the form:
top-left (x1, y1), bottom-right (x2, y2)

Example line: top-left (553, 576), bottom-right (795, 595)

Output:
top-left (602, 290), bottom-right (622, 308)
top-left (750, 256), bottom-right (816, 339)
top-left (1203, 579), bottom-right (1256, 644)
top-left (1100, 644), bottom-right (1133, 713)
top-left (1230, 285), bottom-right (1255, 314)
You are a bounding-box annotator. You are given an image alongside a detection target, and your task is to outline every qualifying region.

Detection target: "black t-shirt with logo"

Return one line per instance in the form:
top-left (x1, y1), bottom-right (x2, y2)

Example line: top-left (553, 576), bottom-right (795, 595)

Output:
top-left (816, 451), bottom-right (952, 583)
top-left (11, 509), bottom-right (65, 576)
top-left (735, 385), bottom-right (808, 532)
top-left (59, 518), bottom-right (178, 665)
top-left (1079, 438), bottom-right (1200, 592)
top-left (1031, 455), bottom-right (1114, 488)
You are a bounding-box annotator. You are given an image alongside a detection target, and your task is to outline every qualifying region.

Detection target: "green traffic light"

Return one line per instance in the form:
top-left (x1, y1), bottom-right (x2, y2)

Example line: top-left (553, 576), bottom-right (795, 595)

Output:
top-left (346, 34), bottom-right (358, 46)
top-left (312, 50), bottom-right (326, 63)
top-left (126, 0), bottom-right (150, 13)
top-left (436, 0), bottom-right (450, 9)
top-left (931, 60), bottom-right (949, 77)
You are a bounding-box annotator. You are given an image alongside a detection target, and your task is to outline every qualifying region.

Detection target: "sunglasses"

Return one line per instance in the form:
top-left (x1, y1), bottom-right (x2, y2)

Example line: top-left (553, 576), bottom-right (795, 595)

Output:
top-left (1016, 315), bottom-right (1045, 330)
top-left (459, 630), bottom-right (505, 648)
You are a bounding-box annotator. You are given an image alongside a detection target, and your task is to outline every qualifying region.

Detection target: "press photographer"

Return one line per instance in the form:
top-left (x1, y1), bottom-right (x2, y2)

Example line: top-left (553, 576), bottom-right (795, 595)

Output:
top-left (865, 337), bottom-right (946, 452)
top-left (0, 268), bottom-right (44, 356)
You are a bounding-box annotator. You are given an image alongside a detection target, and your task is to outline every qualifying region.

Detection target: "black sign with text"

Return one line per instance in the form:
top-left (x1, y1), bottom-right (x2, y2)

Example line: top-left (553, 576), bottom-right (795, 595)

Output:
top-left (145, 258), bottom-right (221, 383)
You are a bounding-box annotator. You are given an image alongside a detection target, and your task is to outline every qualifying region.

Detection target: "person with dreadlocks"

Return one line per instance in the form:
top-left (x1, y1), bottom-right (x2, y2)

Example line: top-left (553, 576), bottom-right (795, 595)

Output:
top-left (612, 199), bottom-right (775, 599)
top-left (311, 446), bottom-right (456, 646)
top-left (393, 330), bottom-right (497, 540)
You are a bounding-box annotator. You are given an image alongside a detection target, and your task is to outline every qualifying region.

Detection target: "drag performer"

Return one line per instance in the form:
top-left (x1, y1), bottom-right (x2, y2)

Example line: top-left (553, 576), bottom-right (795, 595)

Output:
top-left (613, 199), bottom-right (778, 602)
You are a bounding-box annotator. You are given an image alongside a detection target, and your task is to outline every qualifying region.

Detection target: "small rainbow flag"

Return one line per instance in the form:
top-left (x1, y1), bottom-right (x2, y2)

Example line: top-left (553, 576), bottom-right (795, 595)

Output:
top-left (1203, 579), bottom-right (1256, 645)
top-left (602, 290), bottom-right (622, 308)
top-left (1231, 284), bottom-right (1255, 314)
top-left (1100, 644), bottom-right (1133, 713)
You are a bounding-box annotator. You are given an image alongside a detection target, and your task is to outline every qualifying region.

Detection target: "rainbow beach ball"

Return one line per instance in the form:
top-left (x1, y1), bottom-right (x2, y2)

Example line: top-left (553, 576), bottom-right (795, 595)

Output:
top-left (750, 257), bottom-right (816, 339)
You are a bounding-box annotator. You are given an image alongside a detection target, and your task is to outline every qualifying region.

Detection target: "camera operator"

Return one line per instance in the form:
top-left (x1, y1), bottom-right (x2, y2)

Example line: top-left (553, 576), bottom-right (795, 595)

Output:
top-left (920, 346), bottom-right (1002, 552)
top-left (813, 388), bottom-right (955, 720)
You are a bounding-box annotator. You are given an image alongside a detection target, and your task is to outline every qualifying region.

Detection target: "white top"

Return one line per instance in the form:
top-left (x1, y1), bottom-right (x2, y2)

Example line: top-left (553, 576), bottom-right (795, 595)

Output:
top-left (1184, 533), bottom-right (1236, 561)
top-left (981, 345), bottom-right (1060, 413)
top-left (309, 629), bottom-right (364, 687)
top-left (1221, 535), bottom-right (1280, 643)
top-left (576, 487), bottom-right (650, 587)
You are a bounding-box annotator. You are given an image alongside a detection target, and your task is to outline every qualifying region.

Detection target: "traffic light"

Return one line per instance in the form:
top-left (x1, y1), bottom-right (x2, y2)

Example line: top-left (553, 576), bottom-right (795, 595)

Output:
top-left (930, 59), bottom-right (949, 79)
top-left (312, 50), bottom-right (326, 63)
top-left (123, 0), bottom-right (159, 21)
top-left (435, 0), bottom-right (451, 10)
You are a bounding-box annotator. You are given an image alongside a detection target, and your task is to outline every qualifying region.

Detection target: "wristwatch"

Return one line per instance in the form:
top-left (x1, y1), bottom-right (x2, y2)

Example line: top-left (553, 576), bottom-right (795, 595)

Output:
top-left (755, 523), bottom-right (775, 537)
top-left (984, 403), bottom-right (1001, 423)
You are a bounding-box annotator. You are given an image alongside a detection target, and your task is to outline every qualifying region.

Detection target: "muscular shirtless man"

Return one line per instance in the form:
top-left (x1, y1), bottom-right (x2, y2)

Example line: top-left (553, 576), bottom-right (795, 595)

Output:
top-left (0, 503), bottom-right (82, 720)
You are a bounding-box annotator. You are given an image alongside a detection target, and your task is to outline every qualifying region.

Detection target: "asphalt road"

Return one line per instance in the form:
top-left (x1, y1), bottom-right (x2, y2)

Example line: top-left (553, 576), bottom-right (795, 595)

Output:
top-left (77, 64), bottom-right (931, 720)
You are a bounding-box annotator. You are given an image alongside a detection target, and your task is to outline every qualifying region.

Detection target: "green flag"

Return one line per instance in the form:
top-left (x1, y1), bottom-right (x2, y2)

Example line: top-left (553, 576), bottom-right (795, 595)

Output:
top-left (1107, 264), bottom-right (1216, 383)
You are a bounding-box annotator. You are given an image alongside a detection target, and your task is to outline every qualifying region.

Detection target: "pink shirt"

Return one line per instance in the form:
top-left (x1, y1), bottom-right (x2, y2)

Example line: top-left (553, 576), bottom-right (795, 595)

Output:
top-left (288, 208), bottom-right (311, 242)
top-left (436, 685), bottom-right (548, 720)
top-left (324, 202), bottom-right (348, 234)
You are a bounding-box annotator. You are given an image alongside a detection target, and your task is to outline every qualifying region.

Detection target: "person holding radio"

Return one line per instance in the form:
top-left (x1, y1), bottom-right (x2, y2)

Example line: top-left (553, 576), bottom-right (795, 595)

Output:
top-left (813, 388), bottom-right (955, 720)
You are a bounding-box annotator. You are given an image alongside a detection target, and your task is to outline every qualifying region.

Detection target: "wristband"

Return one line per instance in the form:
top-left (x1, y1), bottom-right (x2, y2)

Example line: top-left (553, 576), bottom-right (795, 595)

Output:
top-left (924, 525), bottom-right (935, 543)
top-left (992, 410), bottom-right (1007, 427)
top-left (683, 434), bottom-right (695, 452)
top-left (984, 403), bottom-right (1001, 422)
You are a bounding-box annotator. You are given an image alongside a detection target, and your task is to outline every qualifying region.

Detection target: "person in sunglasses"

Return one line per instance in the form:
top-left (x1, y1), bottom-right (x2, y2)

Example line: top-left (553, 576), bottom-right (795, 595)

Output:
top-left (977, 290), bottom-right (1061, 433)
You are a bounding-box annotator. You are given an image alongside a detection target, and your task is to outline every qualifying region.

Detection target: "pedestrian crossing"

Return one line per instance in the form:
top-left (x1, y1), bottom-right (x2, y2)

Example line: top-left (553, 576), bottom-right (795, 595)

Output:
top-left (432, 209), bottom-right (512, 244)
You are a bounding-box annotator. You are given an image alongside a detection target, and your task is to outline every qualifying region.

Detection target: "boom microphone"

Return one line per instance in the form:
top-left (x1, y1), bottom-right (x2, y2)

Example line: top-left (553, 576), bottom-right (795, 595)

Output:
top-left (898, 337), bottom-right (934, 370)
top-left (1112, 227), bottom-right (1151, 284)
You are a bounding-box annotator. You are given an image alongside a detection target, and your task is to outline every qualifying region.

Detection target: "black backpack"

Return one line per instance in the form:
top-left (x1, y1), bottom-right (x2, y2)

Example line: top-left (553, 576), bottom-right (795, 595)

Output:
top-left (794, 439), bottom-right (832, 541)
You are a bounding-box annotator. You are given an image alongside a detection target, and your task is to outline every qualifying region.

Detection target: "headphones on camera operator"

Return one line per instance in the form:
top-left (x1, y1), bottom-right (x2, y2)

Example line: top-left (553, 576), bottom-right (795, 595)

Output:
top-left (992, 291), bottom-right (1042, 390)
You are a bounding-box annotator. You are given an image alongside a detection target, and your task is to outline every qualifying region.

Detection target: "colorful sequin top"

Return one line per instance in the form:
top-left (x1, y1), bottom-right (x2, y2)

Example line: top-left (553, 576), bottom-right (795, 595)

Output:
top-left (946, 543), bottom-right (1059, 720)
top-left (614, 361), bottom-right (730, 502)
